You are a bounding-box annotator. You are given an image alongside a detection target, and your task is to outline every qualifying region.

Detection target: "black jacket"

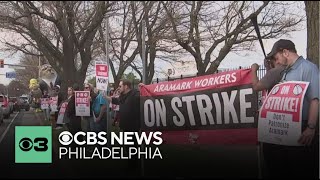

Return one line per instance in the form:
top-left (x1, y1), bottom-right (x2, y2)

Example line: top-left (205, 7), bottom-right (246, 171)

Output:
top-left (39, 76), bottom-right (61, 94)
top-left (112, 89), bottom-right (140, 131)
top-left (56, 92), bottom-right (66, 112)
top-left (89, 91), bottom-right (98, 117)
top-left (66, 95), bottom-right (81, 122)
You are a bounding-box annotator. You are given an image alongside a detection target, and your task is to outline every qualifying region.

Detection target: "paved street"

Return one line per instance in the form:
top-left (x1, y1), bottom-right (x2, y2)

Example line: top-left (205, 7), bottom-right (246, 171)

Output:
top-left (0, 110), bottom-right (261, 178)
top-left (0, 110), bottom-right (70, 178)
top-left (0, 110), bottom-right (140, 178)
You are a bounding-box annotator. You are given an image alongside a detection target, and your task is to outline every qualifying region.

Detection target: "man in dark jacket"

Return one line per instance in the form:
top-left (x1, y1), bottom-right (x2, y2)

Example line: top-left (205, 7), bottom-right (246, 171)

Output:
top-left (105, 80), bottom-right (140, 131)
top-left (105, 79), bottom-right (141, 174)
top-left (83, 83), bottom-right (98, 132)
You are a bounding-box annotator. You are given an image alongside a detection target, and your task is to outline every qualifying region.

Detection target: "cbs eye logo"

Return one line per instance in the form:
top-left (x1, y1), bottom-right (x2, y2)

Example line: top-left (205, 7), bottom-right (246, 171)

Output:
top-left (19, 137), bottom-right (48, 152)
top-left (59, 131), bottom-right (73, 145)
top-left (15, 126), bottom-right (52, 163)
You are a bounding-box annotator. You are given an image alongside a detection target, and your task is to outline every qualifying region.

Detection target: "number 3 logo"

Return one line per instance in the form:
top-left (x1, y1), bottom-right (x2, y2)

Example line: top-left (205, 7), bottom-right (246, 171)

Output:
top-left (34, 138), bottom-right (48, 151)
top-left (19, 137), bottom-right (48, 152)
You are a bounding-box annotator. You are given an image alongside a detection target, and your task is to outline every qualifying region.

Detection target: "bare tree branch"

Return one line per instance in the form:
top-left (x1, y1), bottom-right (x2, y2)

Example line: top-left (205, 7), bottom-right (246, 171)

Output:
top-left (0, 1), bottom-right (117, 92)
top-left (161, 1), bottom-right (304, 75)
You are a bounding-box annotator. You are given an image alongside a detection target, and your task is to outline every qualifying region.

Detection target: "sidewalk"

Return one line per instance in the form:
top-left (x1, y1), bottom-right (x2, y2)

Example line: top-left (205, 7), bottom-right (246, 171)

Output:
top-left (33, 111), bottom-right (79, 177)
top-left (34, 111), bottom-right (133, 178)
top-left (33, 111), bottom-right (60, 152)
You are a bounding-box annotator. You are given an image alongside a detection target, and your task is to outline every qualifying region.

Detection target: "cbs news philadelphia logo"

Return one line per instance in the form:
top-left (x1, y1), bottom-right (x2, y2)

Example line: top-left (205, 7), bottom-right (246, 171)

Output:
top-left (15, 126), bottom-right (52, 163)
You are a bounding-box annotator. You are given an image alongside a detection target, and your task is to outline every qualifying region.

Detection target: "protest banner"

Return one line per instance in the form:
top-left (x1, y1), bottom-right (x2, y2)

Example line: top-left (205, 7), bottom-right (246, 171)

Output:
top-left (95, 61), bottom-right (109, 91)
top-left (50, 96), bottom-right (58, 112)
top-left (258, 81), bottom-right (309, 146)
top-left (140, 69), bottom-right (258, 145)
top-left (75, 91), bottom-right (90, 116)
top-left (40, 98), bottom-right (50, 110)
top-left (57, 102), bottom-right (68, 124)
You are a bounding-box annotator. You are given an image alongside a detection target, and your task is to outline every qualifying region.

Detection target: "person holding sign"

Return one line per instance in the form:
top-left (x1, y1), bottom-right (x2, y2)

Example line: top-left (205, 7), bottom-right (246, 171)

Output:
top-left (111, 88), bottom-right (120, 127)
top-left (61, 86), bottom-right (75, 129)
top-left (262, 39), bottom-right (319, 178)
top-left (41, 90), bottom-right (50, 121)
top-left (104, 79), bottom-right (141, 174)
top-left (66, 84), bottom-right (83, 143)
top-left (251, 56), bottom-right (286, 93)
top-left (82, 83), bottom-right (98, 132)
top-left (104, 80), bottom-right (141, 132)
top-left (51, 85), bottom-right (64, 130)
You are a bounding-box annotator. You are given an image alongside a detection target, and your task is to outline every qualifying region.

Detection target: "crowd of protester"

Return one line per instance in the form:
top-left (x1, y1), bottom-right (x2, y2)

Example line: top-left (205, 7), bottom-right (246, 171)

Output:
top-left (29, 39), bottom-right (318, 178)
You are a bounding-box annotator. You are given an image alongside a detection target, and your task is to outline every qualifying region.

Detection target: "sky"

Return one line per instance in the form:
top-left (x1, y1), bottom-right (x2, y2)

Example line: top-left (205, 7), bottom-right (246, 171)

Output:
top-left (158, 29), bottom-right (307, 78)
top-left (0, 0), bottom-right (308, 86)
top-left (0, 28), bottom-right (307, 86)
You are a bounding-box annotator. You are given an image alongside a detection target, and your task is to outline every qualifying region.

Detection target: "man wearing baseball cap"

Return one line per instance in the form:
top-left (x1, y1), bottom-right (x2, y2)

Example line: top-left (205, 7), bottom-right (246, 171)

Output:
top-left (262, 39), bottom-right (319, 178)
top-left (265, 39), bottom-right (297, 59)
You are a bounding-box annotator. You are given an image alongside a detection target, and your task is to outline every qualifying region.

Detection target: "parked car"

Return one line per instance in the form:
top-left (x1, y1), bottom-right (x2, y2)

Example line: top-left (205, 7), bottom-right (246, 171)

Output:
top-left (7, 95), bottom-right (13, 114)
top-left (20, 95), bottom-right (30, 103)
top-left (19, 96), bottom-right (30, 111)
top-left (9, 97), bottom-right (21, 112)
top-left (7, 97), bottom-right (14, 114)
top-left (0, 95), bottom-right (11, 119)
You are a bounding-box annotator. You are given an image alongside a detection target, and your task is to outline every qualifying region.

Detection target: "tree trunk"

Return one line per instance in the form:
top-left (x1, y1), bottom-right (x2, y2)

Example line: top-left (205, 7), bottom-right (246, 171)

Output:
top-left (146, 67), bottom-right (154, 84)
top-left (114, 66), bottom-right (126, 89)
top-left (146, 43), bottom-right (156, 84)
top-left (196, 57), bottom-right (206, 76)
top-left (60, 66), bottom-right (75, 95)
top-left (114, 78), bottom-right (121, 89)
top-left (305, 1), bottom-right (319, 67)
top-left (60, 68), bottom-right (86, 95)
top-left (59, 49), bottom-right (86, 95)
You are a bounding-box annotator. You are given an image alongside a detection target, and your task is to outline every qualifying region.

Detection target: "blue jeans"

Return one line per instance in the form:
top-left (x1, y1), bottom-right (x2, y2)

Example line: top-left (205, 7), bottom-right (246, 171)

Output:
top-left (89, 115), bottom-right (106, 133)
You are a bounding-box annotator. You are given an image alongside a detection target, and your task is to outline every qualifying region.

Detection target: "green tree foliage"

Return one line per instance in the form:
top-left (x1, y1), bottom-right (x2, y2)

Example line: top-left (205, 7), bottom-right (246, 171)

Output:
top-left (87, 77), bottom-right (96, 88)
